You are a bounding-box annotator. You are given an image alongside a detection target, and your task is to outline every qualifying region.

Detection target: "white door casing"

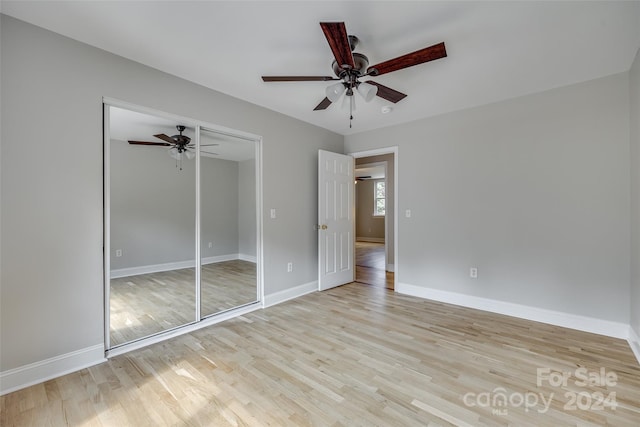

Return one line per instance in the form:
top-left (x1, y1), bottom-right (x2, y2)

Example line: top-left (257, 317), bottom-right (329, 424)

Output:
top-left (318, 150), bottom-right (355, 291)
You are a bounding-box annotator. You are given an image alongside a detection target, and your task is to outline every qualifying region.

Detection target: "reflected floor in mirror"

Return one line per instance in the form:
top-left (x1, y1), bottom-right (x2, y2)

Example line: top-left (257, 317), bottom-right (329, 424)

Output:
top-left (110, 260), bottom-right (256, 346)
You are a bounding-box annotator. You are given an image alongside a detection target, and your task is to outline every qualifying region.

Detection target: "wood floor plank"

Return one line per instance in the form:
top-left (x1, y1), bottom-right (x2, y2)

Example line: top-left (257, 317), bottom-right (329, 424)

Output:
top-left (355, 241), bottom-right (394, 289)
top-left (2, 282), bottom-right (639, 426)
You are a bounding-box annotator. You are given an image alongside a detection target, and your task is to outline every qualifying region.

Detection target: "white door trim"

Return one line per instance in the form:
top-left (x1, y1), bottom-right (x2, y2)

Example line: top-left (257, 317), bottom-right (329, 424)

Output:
top-left (348, 146), bottom-right (399, 286)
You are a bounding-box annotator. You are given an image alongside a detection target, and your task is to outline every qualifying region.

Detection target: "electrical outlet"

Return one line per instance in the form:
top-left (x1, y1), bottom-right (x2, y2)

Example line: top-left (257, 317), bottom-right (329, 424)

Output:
top-left (208, 242), bottom-right (212, 248)
top-left (270, 208), bottom-right (277, 219)
top-left (470, 267), bottom-right (478, 278)
top-left (405, 209), bottom-right (411, 218)
top-left (287, 262), bottom-right (293, 272)
top-left (115, 249), bottom-right (122, 257)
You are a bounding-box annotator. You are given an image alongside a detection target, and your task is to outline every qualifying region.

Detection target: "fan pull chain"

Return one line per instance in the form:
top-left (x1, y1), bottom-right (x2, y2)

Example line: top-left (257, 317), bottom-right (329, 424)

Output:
top-left (349, 95), bottom-right (353, 129)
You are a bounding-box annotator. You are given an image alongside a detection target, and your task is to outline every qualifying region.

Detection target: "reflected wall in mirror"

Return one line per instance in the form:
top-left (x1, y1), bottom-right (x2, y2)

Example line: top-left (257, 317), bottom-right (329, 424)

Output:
top-left (108, 106), bottom-right (196, 346)
top-left (200, 128), bottom-right (258, 317)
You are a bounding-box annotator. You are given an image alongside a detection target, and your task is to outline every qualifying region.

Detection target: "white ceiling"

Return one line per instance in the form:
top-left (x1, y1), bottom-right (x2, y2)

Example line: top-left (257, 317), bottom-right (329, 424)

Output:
top-left (3, 1), bottom-right (639, 136)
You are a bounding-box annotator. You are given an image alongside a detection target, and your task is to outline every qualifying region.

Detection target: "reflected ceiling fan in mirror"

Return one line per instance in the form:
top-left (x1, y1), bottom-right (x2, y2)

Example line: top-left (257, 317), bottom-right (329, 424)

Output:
top-left (262, 22), bottom-right (447, 128)
top-left (128, 125), bottom-right (218, 169)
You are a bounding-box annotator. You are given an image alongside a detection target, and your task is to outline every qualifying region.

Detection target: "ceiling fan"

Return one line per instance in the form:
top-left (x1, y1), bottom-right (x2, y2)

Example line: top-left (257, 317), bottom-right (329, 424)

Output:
top-left (128, 125), bottom-right (218, 169)
top-left (262, 22), bottom-right (447, 127)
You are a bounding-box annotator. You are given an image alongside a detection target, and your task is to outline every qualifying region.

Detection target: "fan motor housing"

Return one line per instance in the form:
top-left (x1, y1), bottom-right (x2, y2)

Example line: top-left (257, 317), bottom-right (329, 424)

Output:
top-left (332, 52), bottom-right (370, 78)
top-left (172, 125), bottom-right (191, 145)
top-left (173, 135), bottom-right (191, 146)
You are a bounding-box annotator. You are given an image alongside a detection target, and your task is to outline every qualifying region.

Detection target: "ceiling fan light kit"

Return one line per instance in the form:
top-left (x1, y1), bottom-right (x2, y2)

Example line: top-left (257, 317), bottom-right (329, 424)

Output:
top-left (341, 91), bottom-right (356, 112)
top-left (262, 21), bottom-right (446, 128)
top-left (326, 82), bottom-right (346, 102)
top-left (168, 146), bottom-right (195, 161)
top-left (357, 82), bottom-right (378, 103)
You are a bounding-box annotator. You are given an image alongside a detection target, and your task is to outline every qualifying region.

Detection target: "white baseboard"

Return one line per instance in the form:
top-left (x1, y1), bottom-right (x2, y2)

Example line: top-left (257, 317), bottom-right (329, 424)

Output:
top-left (356, 237), bottom-right (385, 243)
top-left (629, 327), bottom-right (640, 366)
top-left (386, 264), bottom-right (395, 272)
top-left (396, 282), bottom-right (630, 339)
top-left (111, 253), bottom-right (254, 278)
top-left (0, 344), bottom-right (105, 396)
top-left (263, 281), bottom-right (318, 308)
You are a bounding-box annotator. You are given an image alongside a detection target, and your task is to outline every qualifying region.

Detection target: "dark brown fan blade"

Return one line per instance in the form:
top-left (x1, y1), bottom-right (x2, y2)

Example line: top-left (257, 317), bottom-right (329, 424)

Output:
top-left (313, 97), bottom-right (332, 111)
top-left (367, 42), bottom-right (446, 76)
top-left (364, 81), bottom-right (407, 103)
top-left (128, 141), bottom-right (172, 146)
top-left (262, 76), bottom-right (338, 82)
top-left (153, 134), bottom-right (176, 144)
top-left (320, 22), bottom-right (355, 70)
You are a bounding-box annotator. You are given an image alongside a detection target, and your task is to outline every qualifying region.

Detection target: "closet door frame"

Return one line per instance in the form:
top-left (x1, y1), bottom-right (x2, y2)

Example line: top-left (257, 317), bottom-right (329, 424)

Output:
top-left (103, 97), bottom-right (264, 357)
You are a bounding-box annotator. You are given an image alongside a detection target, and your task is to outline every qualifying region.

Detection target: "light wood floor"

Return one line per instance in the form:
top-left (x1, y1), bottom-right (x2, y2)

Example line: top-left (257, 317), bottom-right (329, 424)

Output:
top-left (355, 241), bottom-right (394, 290)
top-left (110, 260), bottom-right (257, 346)
top-left (355, 241), bottom-right (386, 269)
top-left (3, 283), bottom-right (639, 426)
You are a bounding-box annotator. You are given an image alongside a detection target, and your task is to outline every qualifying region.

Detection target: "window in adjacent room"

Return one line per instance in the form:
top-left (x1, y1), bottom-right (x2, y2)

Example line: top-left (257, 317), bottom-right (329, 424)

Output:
top-left (374, 179), bottom-right (385, 216)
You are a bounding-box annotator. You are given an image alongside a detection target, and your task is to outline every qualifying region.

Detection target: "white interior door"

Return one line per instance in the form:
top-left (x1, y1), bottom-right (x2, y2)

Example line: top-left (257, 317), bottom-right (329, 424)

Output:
top-left (318, 150), bottom-right (355, 291)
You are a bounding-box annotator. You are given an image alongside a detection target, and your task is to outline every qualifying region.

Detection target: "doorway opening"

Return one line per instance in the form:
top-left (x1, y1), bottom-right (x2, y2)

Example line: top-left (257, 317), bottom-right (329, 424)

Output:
top-left (351, 148), bottom-right (397, 290)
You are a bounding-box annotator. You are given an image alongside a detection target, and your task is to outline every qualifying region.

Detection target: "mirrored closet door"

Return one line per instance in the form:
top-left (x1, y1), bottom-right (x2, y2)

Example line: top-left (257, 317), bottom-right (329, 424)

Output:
top-left (104, 103), bottom-right (261, 350)
top-left (199, 127), bottom-right (259, 318)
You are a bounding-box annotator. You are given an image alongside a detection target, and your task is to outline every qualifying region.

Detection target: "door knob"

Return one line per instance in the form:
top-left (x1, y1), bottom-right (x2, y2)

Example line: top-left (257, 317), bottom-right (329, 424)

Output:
top-left (321, 224), bottom-right (328, 230)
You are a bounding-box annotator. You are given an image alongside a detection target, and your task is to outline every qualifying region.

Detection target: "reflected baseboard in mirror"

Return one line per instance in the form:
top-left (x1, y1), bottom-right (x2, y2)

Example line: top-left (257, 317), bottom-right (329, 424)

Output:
top-left (110, 259), bottom-right (257, 346)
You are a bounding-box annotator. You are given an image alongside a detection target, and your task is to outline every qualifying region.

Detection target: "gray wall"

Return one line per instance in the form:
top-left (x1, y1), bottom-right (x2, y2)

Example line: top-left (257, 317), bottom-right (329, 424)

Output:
top-left (355, 179), bottom-right (385, 240)
top-left (631, 48), bottom-right (640, 335)
top-left (346, 73), bottom-right (631, 323)
top-left (0, 15), bottom-right (342, 371)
